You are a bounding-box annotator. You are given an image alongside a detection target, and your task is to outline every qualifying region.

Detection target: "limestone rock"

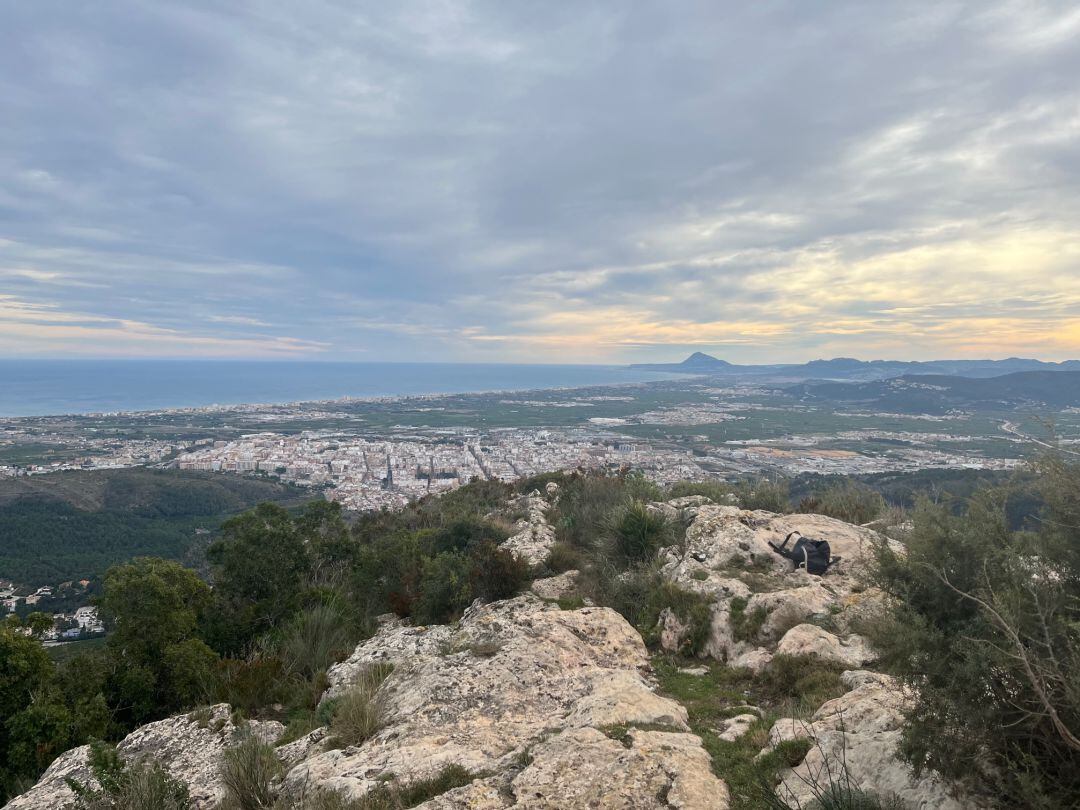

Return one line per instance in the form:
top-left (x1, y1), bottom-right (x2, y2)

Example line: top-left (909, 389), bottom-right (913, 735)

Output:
top-left (766, 670), bottom-right (972, 809)
top-left (775, 624), bottom-right (875, 668)
top-left (730, 648), bottom-right (773, 674)
top-left (716, 714), bottom-right (759, 743)
top-left (530, 569), bottom-right (580, 600)
top-left (500, 493), bottom-right (556, 567)
top-left (286, 595), bottom-right (725, 805)
top-left (4, 705), bottom-right (262, 810)
top-left (510, 727), bottom-right (730, 809)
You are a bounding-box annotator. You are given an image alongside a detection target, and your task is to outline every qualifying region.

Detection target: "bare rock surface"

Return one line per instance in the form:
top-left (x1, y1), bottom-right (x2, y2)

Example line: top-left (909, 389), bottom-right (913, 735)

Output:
top-left (3, 704), bottom-right (277, 810)
top-left (288, 594), bottom-right (729, 807)
top-left (764, 670), bottom-right (973, 809)
top-left (530, 568), bottom-right (580, 600)
top-left (775, 624), bottom-right (875, 668)
top-left (500, 492), bottom-right (556, 567)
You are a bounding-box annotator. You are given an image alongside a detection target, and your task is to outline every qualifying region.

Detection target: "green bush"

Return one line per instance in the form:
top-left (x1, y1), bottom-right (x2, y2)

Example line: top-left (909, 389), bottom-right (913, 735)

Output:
top-left (220, 735), bottom-right (281, 810)
top-left (467, 541), bottom-right (529, 602)
top-left (728, 597), bottom-right (768, 644)
top-left (754, 655), bottom-right (846, 713)
top-left (413, 552), bottom-right (473, 625)
top-left (801, 482), bottom-right (885, 525)
top-left (737, 478), bottom-right (791, 513)
top-left (66, 742), bottom-right (190, 810)
top-left (324, 664), bottom-right (394, 750)
top-left (276, 603), bottom-right (352, 682)
top-left (870, 454), bottom-right (1080, 808)
top-left (544, 541), bottom-right (584, 573)
top-left (607, 501), bottom-right (673, 564)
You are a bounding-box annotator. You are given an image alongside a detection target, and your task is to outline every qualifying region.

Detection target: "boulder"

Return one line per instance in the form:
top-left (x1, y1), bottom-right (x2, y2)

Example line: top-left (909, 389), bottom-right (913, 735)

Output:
top-left (716, 714), bottom-right (760, 743)
top-left (3, 705), bottom-right (278, 810)
top-left (530, 569), bottom-right (580, 600)
top-left (286, 595), bottom-right (728, 806)
top-left (775, 624), bottom-right (875, 668)
top-left (508, 727), bottom-right (729, 809)
top-left (765, 670), bottom-right (973, 809)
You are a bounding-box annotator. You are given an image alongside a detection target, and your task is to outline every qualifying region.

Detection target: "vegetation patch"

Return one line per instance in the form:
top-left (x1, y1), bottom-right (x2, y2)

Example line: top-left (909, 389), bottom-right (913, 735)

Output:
top-left (728, 596), bottom-right (768, 644)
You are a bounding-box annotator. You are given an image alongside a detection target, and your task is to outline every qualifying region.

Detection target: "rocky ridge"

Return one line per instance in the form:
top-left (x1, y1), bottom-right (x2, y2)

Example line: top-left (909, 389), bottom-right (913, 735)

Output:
top-left (6, 489), bottom-right (984, 809)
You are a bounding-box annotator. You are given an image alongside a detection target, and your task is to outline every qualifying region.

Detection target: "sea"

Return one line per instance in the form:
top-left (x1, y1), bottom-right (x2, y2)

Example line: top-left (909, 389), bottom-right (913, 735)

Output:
top-left (0, 360), bottom-right (685, 417)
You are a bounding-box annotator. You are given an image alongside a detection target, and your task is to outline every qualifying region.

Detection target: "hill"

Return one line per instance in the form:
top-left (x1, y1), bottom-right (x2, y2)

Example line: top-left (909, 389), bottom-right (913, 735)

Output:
top-left (0, 468), bottom-right (310, 586)
top-left (788, 370), bottom-right (1080, 413)
top-left (630, 353), bottom-right (1080, 381)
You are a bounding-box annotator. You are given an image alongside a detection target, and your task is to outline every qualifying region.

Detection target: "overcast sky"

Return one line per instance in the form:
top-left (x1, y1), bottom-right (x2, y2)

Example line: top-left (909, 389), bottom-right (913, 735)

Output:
top-left (2, 1), bottom-right (1080, 363)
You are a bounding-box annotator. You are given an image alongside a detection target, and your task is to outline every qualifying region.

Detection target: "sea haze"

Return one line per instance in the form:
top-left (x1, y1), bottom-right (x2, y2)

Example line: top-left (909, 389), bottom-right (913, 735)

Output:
top-left (0, 360), bottom-right (683, 417)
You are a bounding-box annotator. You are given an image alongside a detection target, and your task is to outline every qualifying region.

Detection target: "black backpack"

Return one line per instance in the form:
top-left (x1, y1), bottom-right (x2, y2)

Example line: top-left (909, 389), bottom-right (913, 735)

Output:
top-left (768, 531), bottom-right (840, 575)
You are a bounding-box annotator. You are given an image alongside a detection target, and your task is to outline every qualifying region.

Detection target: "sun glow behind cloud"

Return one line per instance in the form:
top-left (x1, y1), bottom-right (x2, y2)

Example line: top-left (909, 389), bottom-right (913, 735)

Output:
top-left (1, 2), bottom-right (1079, 362)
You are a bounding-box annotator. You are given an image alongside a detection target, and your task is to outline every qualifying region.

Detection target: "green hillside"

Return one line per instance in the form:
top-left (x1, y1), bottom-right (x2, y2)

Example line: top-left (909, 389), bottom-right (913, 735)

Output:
top-left (0, 468), bottom-right (311, 586)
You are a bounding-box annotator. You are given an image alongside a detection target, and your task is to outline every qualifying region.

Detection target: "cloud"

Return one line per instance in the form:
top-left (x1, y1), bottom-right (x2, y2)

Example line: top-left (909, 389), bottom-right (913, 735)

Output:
top-left (1, 1), bottom-right (1079, 361)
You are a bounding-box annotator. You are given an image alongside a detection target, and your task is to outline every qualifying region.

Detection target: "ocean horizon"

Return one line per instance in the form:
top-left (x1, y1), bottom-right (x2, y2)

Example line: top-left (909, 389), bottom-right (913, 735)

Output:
top-left (0, 360), bottom-right (685, 417)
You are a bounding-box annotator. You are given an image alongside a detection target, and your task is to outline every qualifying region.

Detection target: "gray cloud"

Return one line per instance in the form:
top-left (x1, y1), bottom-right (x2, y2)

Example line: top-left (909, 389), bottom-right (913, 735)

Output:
top-left (2, 1), bottom-right (1079, 361)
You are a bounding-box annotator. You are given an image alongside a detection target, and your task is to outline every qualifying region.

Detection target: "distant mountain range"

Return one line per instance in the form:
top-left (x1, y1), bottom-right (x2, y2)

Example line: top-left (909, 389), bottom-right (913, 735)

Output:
top-left (631, 352), bottom-right (1080, 382)
top-left (788, 370), bottom-right (1080, 414)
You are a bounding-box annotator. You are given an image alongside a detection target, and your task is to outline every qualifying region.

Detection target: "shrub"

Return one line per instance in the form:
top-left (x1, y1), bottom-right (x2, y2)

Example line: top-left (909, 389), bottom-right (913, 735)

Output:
top-left (220, 735), bottom-right (281, 810)
top-left (430, 519), bottom-right (507, 555)
top-left (467, 541), bottom-right (529, 602)
top-left (545, 541), bottom-right (584, 573)
top-left (870, 456), bottom-right (1080, 808)
top-left (413, 552), bottom-right (473, 625)
top-left (802, 483), bottom-right (885, 525)
top-left (324, 664), bottom-right (394, 750)
top-left (728, 597), bottom-right (768, 644)
top-left (66, 741), bottom-right (190, 810)
top-left (754, 655), bottom-right (846, 714)
top-left (737, 478), bottom-right (791, 513)
top-left (277, 603), bottom-right (352, 682)
top-left (607, 501), bottom-right (673, 564)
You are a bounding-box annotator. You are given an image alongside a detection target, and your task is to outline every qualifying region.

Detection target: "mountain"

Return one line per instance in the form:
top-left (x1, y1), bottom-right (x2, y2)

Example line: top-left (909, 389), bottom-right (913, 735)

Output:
top-left (630, 353), bottom-right (1080, 382)
top-left (789, 370), bottom-right (1080, 414)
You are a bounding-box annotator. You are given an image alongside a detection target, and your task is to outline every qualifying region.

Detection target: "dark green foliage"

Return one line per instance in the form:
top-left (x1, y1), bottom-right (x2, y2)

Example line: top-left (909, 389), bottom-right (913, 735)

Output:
top-left (548, 470), bottom-right (662, 551)
top-left (754, 655), bottom-right (847, 713)
top-left (608, 501), bottom-right (673, 564)
top-left (99, 557), bottom-right (217, 724)
top-left (467, 541), bottom-right (529, 603)
top-left (66, 741), bottom-right (190, 810)
top-left (728, 597), bottom-right (768, 644)
top-left (206, 503), bottom-right (312, 654)
top-left (413, 552), bottom-right (473, 625)
top-left (870, 453), bottom-right (1080, 809)
top-left (0, 468), bottom-right (305, 586)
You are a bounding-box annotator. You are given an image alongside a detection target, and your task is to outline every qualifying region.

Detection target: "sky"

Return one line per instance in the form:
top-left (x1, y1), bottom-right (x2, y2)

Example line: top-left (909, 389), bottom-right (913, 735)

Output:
top-left (2, 1), bottom-right (1080, 364)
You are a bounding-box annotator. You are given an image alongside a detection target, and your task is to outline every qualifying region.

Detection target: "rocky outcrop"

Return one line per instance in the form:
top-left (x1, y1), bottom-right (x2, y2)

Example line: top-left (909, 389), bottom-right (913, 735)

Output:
top-left (4, 705), bottom-right (283, 810)
top-left (530, 568), bottom-right (580, 600)
top-left (8, 596), bottom-right (728, 810)
top-left (656, 503), bottom-right (893, 669)
top-left (500, 490), bottom-right (557, 567)
top-left (288, 594), bottom-right (729, 807)
top-left (762, 670), bottom-right (970, 809)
